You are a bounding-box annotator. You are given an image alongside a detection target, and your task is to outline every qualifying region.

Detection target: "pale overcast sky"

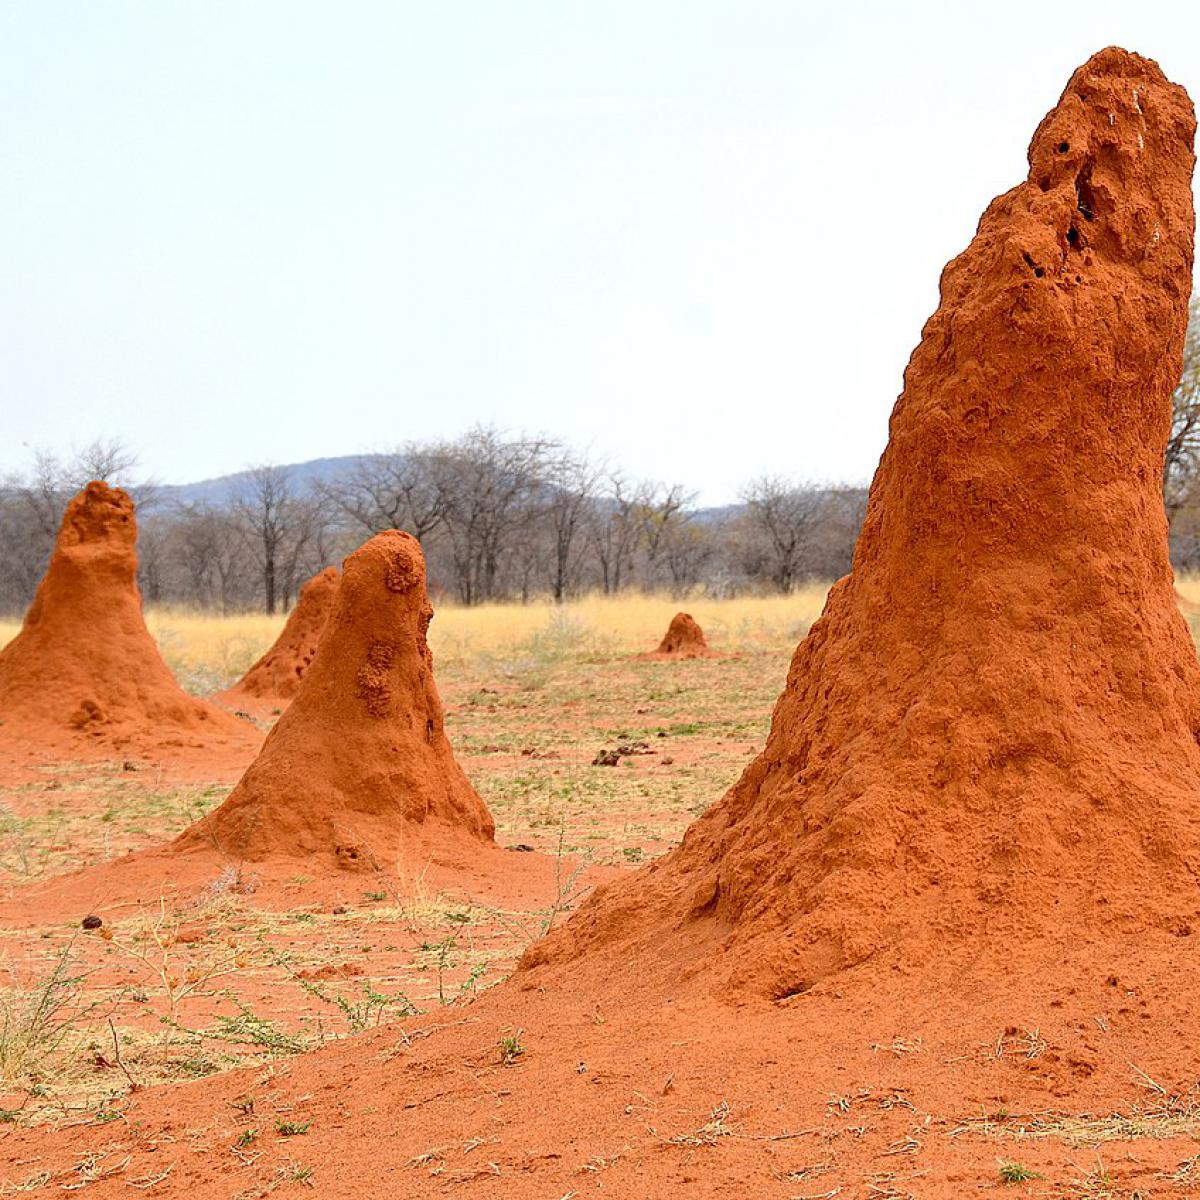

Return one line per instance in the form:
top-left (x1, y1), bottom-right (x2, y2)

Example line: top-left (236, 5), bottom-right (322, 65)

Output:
top-left (2, 1), bottom-right (1199, 504)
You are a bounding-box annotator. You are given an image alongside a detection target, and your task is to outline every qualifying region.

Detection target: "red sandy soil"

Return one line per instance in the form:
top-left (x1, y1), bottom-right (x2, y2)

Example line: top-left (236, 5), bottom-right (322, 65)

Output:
top-left (0, 482), bottom-right (260, 776)
top-left (3, 941), bottom-right (1199, 1196)
top-left (2, 48), bottom-right (1199, 1198)
top-left (641, 611), bottom-right (715, 659)
top-left (0, 532), bottom-right (594, 924)
top-left (214, 567), bottom-right (339, 718)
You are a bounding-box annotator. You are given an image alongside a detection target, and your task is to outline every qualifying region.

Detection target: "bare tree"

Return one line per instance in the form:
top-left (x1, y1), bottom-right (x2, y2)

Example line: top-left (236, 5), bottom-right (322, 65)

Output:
top-left (1166, 296), bottom-right (1200, 523)
top-left (543, 448), bottom-right (602, 602)
top-left (738, 475), bottom-right (825, 594)
top-left (660, 519), bottom-right (713, 595)
top-left (636, 483), bottom-right (694, 586)
top-left (428, 426), bottom-right (555, 605)
top-left (168, 503), bottom-right (225, 606)
top-left (809, 486), bottom-right (868, 579)
top-left (586, 474), bottom-right (643, 595)
top-left (72, 438), bottom-right (141, 489)
top-left (321, 450), bottom-right (445, 539)
top-left (231, 465), bottom-right (326, 614)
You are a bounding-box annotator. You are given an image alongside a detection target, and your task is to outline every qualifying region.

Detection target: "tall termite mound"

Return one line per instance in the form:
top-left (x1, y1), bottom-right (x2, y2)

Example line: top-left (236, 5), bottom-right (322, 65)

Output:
top-left (526, 48), bottom-right (1200, 997)
top-left (218, 567), bottom-right (339, 708)
top-left (176, 531), bottom-right (495, 870)
top-left (0, 482), bottom-right (247, 745)
top-left (648, 612), bottom-right (713, 659)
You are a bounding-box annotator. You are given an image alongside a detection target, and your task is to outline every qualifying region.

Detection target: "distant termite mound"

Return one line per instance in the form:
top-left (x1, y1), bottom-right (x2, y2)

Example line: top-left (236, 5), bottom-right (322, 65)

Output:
top-left (176, 532), bottom-right (496, 874)
top-left (216, 566), bottom-right (339, 713)
top-left (643, 612), bottom-right (714, 659)
top-left (0, 482), bottom-right (252, 758)
top-left (526, 47), bottom-right (1200, 999)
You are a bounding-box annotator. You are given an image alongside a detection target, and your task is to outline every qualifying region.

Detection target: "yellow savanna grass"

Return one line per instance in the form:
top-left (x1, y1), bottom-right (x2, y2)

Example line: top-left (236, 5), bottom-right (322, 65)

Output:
top-left (8, 573), bottom-right (1200, 692)
top-left (1175, 573), bottom-right (1200, 611)
top-left (424, 587), bottom-right (830, 664)
top-left (0, 587), bottom-right (833, 693)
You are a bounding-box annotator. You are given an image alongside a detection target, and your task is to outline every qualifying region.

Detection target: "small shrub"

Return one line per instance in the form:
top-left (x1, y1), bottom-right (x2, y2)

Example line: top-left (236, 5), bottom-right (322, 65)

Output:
top-left (999, 1161), bottom-right (1039, 1184)
top-left (498, 1030), bottom-right (526, 1065)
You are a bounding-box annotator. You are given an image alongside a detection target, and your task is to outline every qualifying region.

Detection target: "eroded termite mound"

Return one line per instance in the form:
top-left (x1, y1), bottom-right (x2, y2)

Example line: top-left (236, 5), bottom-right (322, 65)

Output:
top-left (176, 532), bottom-right (496, 873)
top-left (0, 481), bottom-right (250, 751)
top-left (525, 47), bottom-right (1200, 999)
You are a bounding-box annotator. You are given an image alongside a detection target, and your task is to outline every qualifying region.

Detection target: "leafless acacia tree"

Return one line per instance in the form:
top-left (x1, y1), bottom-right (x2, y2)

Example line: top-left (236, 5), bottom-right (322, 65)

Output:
top-left (320, 450), bottom-right (445, 539)
top-left (586, 475), bottom-right (643, 595)
top-left (231, 465), bottom-right (327, 614)
top-left (543, 448), bottom-right (603, 602)
top-left (427, 427), bottom-right (557, 605)
top-left (1166, 295), bottom-right (1200, 523)
top-left (739, 475), bottom-right (825, 594)
top-left (635, 483), bottom-right (694, 583)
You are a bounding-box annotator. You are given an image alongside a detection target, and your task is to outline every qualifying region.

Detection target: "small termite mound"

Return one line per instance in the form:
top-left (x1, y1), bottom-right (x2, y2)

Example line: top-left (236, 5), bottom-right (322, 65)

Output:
top-left (643, 612), bottom-right (715, 660)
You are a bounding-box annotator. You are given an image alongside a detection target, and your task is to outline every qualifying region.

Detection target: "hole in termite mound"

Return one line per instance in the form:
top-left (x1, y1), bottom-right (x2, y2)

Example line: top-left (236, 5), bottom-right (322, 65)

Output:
top-left (774, 980), bottom-right (811, 1002)
top-left (1076, 163), bottom-right (1098, 221)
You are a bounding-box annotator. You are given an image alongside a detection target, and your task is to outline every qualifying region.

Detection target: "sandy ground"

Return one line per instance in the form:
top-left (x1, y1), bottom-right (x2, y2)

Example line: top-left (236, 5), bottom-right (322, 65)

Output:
top-left (0, 645), bottom-right (781, 1119)
top-left (3, 620), bottom-right (1200, 1196)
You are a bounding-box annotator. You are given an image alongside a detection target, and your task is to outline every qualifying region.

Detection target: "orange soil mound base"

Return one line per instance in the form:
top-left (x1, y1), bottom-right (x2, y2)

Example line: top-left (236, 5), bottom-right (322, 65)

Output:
top-left (215, 566), bottom-right (339, 716)
top-left (0, 482), bottom-right (258, 770)
top-left (3, 49), bottom-right (1199, 1199)
top-left (0, 532), bottom-right (585, 922)
top-left (640, 611), bottom-right (715, 659)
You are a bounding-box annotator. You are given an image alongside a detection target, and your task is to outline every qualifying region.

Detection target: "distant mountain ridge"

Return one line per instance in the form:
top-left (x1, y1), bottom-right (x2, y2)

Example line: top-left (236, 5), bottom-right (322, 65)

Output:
top-left (155, 455), bottom-right (747, 521)
top-left (156, 456), bottom-right (382, 506)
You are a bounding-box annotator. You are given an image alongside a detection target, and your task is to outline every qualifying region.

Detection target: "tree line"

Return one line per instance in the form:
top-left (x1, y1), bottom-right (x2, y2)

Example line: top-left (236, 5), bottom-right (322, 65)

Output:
top-left (0, 428), bottom-right (868, 616)
top-left (8, 290), bottom-right (1197, 619)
